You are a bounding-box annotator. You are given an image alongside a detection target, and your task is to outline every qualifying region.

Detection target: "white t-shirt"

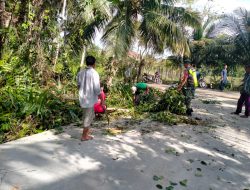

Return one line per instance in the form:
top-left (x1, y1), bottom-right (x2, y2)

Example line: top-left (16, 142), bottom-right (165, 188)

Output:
top-left (77, 67), bottom-right (100, 108)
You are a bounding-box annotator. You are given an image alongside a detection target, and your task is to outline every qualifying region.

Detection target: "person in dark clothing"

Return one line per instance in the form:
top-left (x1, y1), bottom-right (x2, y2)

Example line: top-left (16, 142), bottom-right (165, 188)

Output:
top-left (231, 64), bottom-right (250, 118)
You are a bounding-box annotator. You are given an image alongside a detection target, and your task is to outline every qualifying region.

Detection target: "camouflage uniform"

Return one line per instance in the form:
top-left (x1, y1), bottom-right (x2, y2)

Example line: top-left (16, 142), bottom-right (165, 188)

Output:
top-left (182, 87), bottom-right (193, 111)
top-left (182, 67), bottom-right (195, 115)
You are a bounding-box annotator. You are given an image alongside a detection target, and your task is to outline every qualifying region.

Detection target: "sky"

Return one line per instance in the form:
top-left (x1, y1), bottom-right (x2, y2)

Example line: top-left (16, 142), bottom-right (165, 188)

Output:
top-left (193, 0), bottom-right (250, 13)
top-left (93, 0), bottom-right (250, 58)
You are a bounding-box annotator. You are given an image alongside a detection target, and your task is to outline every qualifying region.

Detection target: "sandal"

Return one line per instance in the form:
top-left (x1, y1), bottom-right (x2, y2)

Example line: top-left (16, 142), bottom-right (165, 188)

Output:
top-left (81, 135), bottom-right (94, 141)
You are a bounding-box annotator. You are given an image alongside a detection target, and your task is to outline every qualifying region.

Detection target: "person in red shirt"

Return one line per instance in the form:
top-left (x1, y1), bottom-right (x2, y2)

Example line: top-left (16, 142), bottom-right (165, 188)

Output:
top-left (94, 85), bottom-right (106, 116)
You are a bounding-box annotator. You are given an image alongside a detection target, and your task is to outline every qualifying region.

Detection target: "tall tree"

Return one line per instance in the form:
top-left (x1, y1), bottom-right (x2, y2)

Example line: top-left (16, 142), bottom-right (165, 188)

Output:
top-left (53, 0), bottom-right (67, 66)
top-left (65, 0), bottom-right (111, 68)
top-left (103, 0), bottom-right (201, 59)
top-left (190, 16), bottom-right (218, 65)
top-left (230, 8), bottom-right (250, 65)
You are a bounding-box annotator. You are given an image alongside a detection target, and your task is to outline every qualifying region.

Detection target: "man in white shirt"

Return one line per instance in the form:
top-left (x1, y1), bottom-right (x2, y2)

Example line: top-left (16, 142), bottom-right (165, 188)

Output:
top-left (77, 56), bottom-right (102, 141)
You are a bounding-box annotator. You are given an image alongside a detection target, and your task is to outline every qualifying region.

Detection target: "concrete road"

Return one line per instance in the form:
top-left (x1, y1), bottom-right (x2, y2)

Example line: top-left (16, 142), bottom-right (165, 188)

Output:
top-left (0, 88), bottom-right (250, 190)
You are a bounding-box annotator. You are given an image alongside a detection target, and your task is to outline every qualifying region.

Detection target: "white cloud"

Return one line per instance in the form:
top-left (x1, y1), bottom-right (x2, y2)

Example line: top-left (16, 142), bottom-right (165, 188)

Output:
top-left (216, 0), bottom-right (250, 12)
top-left (93, 0), bottom-right (250, 57)
top-left (194, 0), bottom-right (250, 13)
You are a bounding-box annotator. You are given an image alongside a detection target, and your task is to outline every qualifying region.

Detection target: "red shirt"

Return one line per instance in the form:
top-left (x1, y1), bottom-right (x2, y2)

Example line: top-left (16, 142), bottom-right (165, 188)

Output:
top-left (94, 91), bottom-right (106, 113)
top-left (183, 69), bottom-right (189, 79)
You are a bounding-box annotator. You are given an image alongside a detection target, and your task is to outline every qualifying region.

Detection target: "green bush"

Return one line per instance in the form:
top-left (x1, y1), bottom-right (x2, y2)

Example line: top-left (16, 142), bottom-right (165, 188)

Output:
top-left (106, 83), bottom-right (134, 108)
top-left (151, 111), bottom-right (182, 125)
top-left (0, 86), bottom-right (81, 143)
top-left (150, 89), bottom-right (186, 115)
top-left (133, 88), bottom-right (187, 125)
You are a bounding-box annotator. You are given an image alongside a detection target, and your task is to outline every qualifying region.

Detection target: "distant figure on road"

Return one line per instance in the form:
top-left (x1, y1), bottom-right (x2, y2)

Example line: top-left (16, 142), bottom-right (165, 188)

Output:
top-left (220, 64), bottom-right (228, 91)
top-left (231, 64), bottom-right (250, 118)
top-left (154, 71), bottom-right (162, 84)
top-left (177, 59), bottom-right (195, 116)
top-left (196, 67), bottom-right (201, 81)
top-left (77, 56), bottom-right (103, 141)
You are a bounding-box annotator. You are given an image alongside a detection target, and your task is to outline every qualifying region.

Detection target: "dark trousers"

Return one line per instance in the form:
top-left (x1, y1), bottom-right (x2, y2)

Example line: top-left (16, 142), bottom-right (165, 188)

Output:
top-left (191, 87), bottom-right (196, 97)
top-left (182, 88), bottom-right (192, 109)
top-left (236, 92), bottom-right (250, 116)
top-left (182, 87), bottom-right (193, 115)
top-left (219, 80), bottom-right (227, 91)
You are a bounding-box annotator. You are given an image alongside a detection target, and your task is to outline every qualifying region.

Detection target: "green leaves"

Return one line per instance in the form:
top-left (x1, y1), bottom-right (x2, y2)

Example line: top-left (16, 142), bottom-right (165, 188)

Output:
top-left (134, 88), bottom-right (187, 125)
top-left (0, 85), bottom-right (82, 143)
top-left (179, 179), bottom-right (188, 186)
top-left (201, 161), bottom-right (208, 166)
top-left (195, 168), bottom-right (203, 177)
top-left (151, 89), bottom-right (186, 115)
top-left (156, 184), bottom-right (163, 189)
top-left (153, 175), bottom-right (164, 189)
top-left (153, 175), bottom-right (188, 190)
top-left (106, 83), bottom-right (134, 109)
top-left (165, 186), bottom-right (174, 190)
top-left (170, 181), bottom-right (178, 186)
top-left (153, 175), bottom-right (164, 181)
top-left (165, 147), bottom-right (176, 154)
top-left (103, 0), bottom-right (201, 57)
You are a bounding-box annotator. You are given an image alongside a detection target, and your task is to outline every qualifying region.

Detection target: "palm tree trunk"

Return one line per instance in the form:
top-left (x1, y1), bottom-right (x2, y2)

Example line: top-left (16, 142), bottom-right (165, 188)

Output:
top-left (53, 0), bottom-right (67, 66)
top-left (53, 42), bottom-right (60, 66)
top-left (106, 59), bottom-right (117, 87)
top-left (0, 0), bottom-right (5, 59)
top-left (80, 45), bottom-right (86, 68)
top-left (136, 47), bottom-right (147, 82)
top-left (136, 59), bottom-right (145, 82)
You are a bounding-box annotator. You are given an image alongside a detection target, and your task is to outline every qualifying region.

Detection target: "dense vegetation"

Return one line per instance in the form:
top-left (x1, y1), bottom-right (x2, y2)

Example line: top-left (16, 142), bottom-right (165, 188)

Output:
top-left (0, 0), bottom-right (249, 143)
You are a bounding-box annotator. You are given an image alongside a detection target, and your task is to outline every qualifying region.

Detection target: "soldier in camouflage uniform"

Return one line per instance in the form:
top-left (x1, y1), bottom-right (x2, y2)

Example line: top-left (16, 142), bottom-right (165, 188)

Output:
top-left (177, 60), bottom-right (194, 116)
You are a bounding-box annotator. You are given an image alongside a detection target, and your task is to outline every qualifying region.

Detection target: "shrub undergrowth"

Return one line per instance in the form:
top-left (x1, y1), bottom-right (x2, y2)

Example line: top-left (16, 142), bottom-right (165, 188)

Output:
top-left (106, 84), bottom-right (187, 125)
top-left (0, 86), bottom-right (82, 143)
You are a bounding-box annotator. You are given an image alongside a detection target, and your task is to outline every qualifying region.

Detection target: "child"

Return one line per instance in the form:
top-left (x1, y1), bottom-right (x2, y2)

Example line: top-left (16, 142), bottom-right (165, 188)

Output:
top-left (232, 64), bottom-right (250, 118)
top-left (94, 85), bottom-right (107, 116)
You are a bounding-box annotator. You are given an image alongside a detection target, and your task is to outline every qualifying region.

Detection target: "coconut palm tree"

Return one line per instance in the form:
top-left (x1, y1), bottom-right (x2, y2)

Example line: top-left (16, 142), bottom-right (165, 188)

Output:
top-left (102, 0), bottom-right (201, 58)
top-left (65, 0), bottom-right (111, 67)
top-left (193, 17), bottom-right (216, 41)
top-left (190, 11), bottom-right (222, 64)
top-left (189, 12), bottom-right (239, 67)
top-left (229, 8), bottom-right (250, 65)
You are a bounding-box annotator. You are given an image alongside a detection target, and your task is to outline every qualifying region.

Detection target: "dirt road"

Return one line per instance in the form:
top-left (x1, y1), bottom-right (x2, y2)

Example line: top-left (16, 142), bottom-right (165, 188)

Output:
top-left (0, 88), bottom-right (249, 190)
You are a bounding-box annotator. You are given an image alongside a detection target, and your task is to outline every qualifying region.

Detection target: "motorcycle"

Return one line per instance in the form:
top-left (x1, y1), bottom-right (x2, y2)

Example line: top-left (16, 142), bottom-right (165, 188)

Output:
top-left (199, 77), bottom-right (207, 88)
top-left (153, 76), bottom-right (162, 84)
top-left (197, 72), bottom-right (207, 88)
top-left (143, 74), bottom-right (162, 84)
top-left (142, 73), bottom-right (154, 83)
